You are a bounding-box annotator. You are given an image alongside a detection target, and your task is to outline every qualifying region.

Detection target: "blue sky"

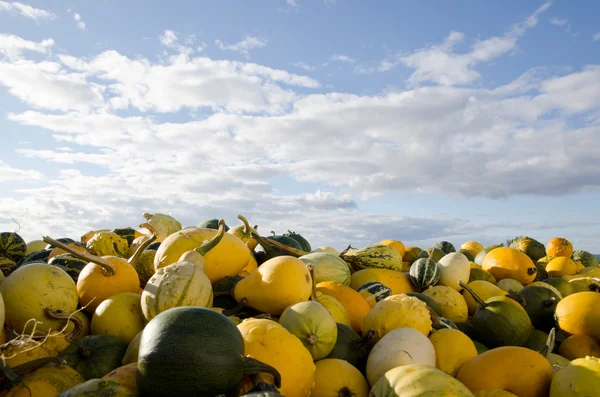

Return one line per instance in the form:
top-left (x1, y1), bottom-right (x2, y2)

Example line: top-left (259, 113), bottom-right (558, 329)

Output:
top-left (1, 0), bottom-right (599, 253)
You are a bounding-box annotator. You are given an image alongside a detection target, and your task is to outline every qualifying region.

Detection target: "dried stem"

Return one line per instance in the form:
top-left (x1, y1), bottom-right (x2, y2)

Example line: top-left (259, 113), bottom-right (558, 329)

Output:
top-left (42, 236), bottom-right (116, 276)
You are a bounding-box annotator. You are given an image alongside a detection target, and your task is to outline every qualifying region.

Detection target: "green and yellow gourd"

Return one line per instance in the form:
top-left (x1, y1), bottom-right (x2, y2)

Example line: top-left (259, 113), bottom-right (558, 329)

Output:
top-left (59, 335), bottom-right (129, 380)
top-left (339, 244), bottom-right (406, 273)
top-left (409, 255), bottom-right (441, 289)
top-left (85, 231), bottom-right (129, 258)
top-left (509, 236), bottom-right (546, 262)
top-left (299, 252), bottom-right (351, 286)
top-left (48, 253), bottom-right (88, 282)
top-left (571, 250), bottom-right (599, 268)
top-left (0, 232), bottom-right (27, 265)
top-left (0, 256), bottom-right (17, 277)
top-left (357, 282), bottom-right (392, 308)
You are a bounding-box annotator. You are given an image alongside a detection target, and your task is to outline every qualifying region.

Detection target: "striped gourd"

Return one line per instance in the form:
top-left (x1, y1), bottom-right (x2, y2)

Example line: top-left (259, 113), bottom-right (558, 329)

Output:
top-left (433, 241), bottom-right (456, 255)
top-left (0, 257), bottom-right (17, 277)
top-left (340, 244), bottom-right (405, 272)
top-left (0, 232), bottom-right (27, 264)
top-left (16, 249), bottom-right (51, 266)
top-left (113, 227), bottom-right (138, 246)
top-left (409, 258), bottom-right (441, 289)
top-left (48, 253), bottom-right (88, 282)
top-left (45, 237), bottom-right (76, 250)
top-left (430, 317), bottom-right (459, 334)
top-left (357, 282), bottom-right (392, 308)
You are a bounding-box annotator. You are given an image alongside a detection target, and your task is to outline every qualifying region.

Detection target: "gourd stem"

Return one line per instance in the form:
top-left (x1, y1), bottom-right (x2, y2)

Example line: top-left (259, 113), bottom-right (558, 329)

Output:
top-left (539, 328), bottom-right (556, 357)
top-left (0, 357), bottom-right (67, 387)
top-left (339, 245), bottom-right (353, 256)
top-left (42, 236), bottom-right (116, 276)
top-left (527, 267), bottom-right (537, 276)
top-left (243, 357), bottom-right (282, 388)
top-left (458, 280), bottom-right (487, 309)
top-left (308, 264), bottom-right (319, 303)
top-left (250, 231), bottom-right (309, 257)
top-left (222, 298), bottom-right (247, 316)
top-left (44, 308), bottom-right (83, 343)
top-left (428, 307), bottom-right (441, 328)
top-left (543, 297), bottom-right (557, 308)
top-left (339, 388), bottom-right (354, 397)
top-left (354, 329), bottom-right (375, 348)
top-left (237, 215), bottom-right (252, 235)
top-left (308, 335), bottom-right (318, 345)
top-left (194, 220), bottom-right (225, 256)
top-left (128, 226), bottom-right (156, 266)
top-left (427, 249), bottom-right (435, 260)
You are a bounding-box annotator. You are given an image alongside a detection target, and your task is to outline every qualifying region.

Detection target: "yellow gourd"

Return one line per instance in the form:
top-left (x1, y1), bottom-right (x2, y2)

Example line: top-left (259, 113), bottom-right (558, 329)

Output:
top-left (228, 215), bottom-right (259, 251)
top-left (316, 281), bottom-right (371, 333)
top-left (91, 292), bottom-right (145, 344)
top-left (102, 363), bottom-right (138, 393)
top-left (315, 292), bottom-right (352, 328)
top-left (429, 329), bottom-right (478, 376)
top-left (558, 334), bottom-right (600, 360)
top-left (237, 318), bottom-right (315, 397)
top-left (140, 212), bottom-right (182, 242)
top-left (550, 356), bottom-right (600, 396)
top-left (422, 285), bottom-right (468, 323)
top-left (546, 257), bottom-right (578, 277)
top-left (461, 241), bottom-right (484, 258)
top-left (234, 256), bottom-right (312, 315)
top-left (311, 359), bottom-right (369, 397)
top-left (3, 364), bottom-right (84, 397)
top-left (482, 247), bottom-right (537, 285)
top-left (474, 391), bottom-right (518, 397)
top-left (462, 281), bottom-right (507, 315)
top-left (350, 269), bottom-right (415, 295)
top-left (554, 291), bottom-right (600, 340)
top-left (377, 240), bottom-right (405, 258)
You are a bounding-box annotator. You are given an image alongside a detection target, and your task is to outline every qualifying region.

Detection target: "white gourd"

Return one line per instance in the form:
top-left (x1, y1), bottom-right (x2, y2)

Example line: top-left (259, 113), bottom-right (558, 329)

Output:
top-left (437, 253), bottom-right (471, 291)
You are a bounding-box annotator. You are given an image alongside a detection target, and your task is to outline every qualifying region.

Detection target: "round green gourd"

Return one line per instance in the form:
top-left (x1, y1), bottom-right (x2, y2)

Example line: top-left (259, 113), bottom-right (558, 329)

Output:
top-left (433, 241), bottom-right (456, 254)
top-left (48, 253), bottom-right (87, 282)
top-left (283, 230), bottom-right (312, 252)
top-left (409, 258), bottom-right (440, 289)
top-left (59, 335), bottom-right (128, 380)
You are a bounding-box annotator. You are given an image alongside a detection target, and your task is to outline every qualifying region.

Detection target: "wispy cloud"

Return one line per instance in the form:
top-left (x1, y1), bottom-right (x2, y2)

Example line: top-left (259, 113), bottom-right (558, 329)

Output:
top-left (0, 1), bottom-right (56, 21)
top-left (330, 54), bottom-right (355, 63)
top-left (0, 33), bottom-right (54, 60)
top-left (324, 0), bottom-right (336, 7)
top-left (550, 17), bottom-right (567, 26)
top-left (215, 35), bottom-right (268, 59)
top-left (594, 32), bottom-right (600, 41)
top-left (294, 61), bottom-right (315, 71)
top-left (286, 0), bottom-right (298, 7)
top-left (0, 160), bottom-right (43, 182)
top-left (73, 12), bottom-right (86, 30)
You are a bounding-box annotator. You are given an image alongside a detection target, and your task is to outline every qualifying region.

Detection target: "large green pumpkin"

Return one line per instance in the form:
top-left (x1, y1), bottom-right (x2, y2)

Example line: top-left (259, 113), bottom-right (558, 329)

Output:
top-left (572, 250), bottom-right (599, 268)
top-left (59, 335), bottom-right (128, 380)
top-left (283, 230), bottom-right (312, 252)
top-left (0, 232), bottom-right (26, 266)
top-left (298, 252), bottom-right (351, 286)
top-left (509, 236), bottom-right (546, 262)
top-left (137, 306), bottom-right (280, 397)
top-left (325, 323), bottom-right (373, 374)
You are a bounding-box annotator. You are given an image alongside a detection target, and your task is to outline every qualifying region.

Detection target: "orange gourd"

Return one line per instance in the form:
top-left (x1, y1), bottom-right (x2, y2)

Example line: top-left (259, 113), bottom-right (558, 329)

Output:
top-left (545, 237), bottom-right (573, 258)
top-left (316, 281), bottom-right (371, 333)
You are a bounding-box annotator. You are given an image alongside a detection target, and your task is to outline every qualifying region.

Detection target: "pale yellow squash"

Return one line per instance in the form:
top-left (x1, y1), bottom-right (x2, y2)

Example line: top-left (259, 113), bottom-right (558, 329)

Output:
top-left (350, 268), bottom-right (415, 295)
top-left (91, 292), bottom-right (145, 344)
top-left (311, 359), bottom-right (369, 397)
top-left (429, 329), bottom-right (478, 376)
top-left (422, 285), bottom-right (468, 323)
top-left (550, 356), bottom-right (600, 397)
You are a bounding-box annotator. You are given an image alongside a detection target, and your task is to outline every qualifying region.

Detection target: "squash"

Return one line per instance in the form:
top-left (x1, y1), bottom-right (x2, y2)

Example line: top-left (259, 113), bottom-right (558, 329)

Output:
top-left (366, 327), bottom-right (436, 387)
top-left (461, 241), bottom-right (484, 258)
top-left (376, 239), bottom-right (405, 257)
top-left (572, 250), bottom-right (599, 268)
top-left (154, 222), bottom-right (256, 283)
top-left (311, 358), bottom-right (369, 397)
top-left (554, 291), bottom-right (600, 340)
top-left (361, 294), bottom-right (432, 342)
top-left (558, 334), bottom-right (600, 360)
top-left (101, 363), bottom-right (137, 392)
top-left (138, 307), bottom-right (280, 397)
top-left (350, 269), bottom-right (415, 295)
top-left (278, 301), bottom-right (337, 361)
top-left (482, 247), bottom-right (537, 285)
top-left (0, 263), bottom-right (78, 336)
top-left (409, 257), bottom-right (441, 289)
top-left (429, 329), bottom-right (478, 376)
top-left (457, 346), bottom-right (553, 397)
top-left (140, 212), bottom-right (182, 242)
top-left (314, 291), bottom-right (352, 327)
top-left (340, 245), bottom-right (406, 272)
top-left (568, 277), bottom-right (600, 293)
top-left (234, 256), bottom-right (312, 315)
top-left (3, 364), bottom-right (84, 397)
top-left (357, 282), bottom-right (392, 308)
top-left (58, 334), bottom-right (128, 380)
top-left (508, 236), bottom-right (546, 262)
top-left (91, 292), bottom-right (145, 344)
top-left (228, 215), bottom-right (259, 250)
top-left (283, 230), bottom-right (312, 252)
top-left (56, 379), bottom-right (135, 396)
top-left (546, 257), bottom-right (578, 277)
top-left (436, 253), bottom-right (470, 291)
top-left (545, 237), bottom-right (573, 258)
top-left (461, 281), bottom-right (507, 316)
top-left (325, 323), bottom-right (373, 373)
top-left (85, 231), bottom-right (128, 258)
top-left (316, 282), bottom-right (370, 333)
top-left (474, 391), bottom-right (518, 397)
top-left (549, 356), bottom-right (600, 397)
top-left (370, 364), bottom-right (474, 397)
top-left (121, 330), bottom-right (142, 365)
top-left (508, 284), bottom-right (561, 332)
top-left (299, 252), bottom-right (351, 286)
top-left (238, 318), bottom-right (315, 397)
top-left (422, 285), bottom-right (468, 323)
top-left (496, 278), bottom-right (524, 294)
top-left (0, 232), bottom-right (27, 264)
top-left (474, 245), bottom-right (502, 266)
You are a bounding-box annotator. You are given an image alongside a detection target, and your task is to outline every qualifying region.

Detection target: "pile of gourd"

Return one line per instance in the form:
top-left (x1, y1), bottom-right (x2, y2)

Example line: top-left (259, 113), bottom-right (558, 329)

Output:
top-left (0, 213), bottom-right (599, 397)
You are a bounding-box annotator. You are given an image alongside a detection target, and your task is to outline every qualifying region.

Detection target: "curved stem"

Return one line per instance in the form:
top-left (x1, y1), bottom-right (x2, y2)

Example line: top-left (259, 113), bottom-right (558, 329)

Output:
top-left (458, 280), bottom-right (487, 309)
top-left (237, 215), bottom-right (252, 235)
top-left (250, 231), bottom-right (309, 257)
top-left (428, 307), bottom-right (441, 329)
top-left (354, 329), bottom-right (375, 348)
top-left (194, 220), bottom-right (225, 256)
top-left (339, 245), bottom-right (353, 256)
top-left (308, 264), bottom-right (318, 303)
top-left (128, 228), bottom-right (156, 266)
top-left (42, 236), bottom-right (115, 276)
top-left (1, 357), bottom-right (67, 387)
top-left (539, 327), bottom-right (556, 357)
top-left (243, 357), bottom-right (282, 388)
top-left (44, 308), bottom-right (83, 343)
top-left (222, 298), bottom-right (247, 316)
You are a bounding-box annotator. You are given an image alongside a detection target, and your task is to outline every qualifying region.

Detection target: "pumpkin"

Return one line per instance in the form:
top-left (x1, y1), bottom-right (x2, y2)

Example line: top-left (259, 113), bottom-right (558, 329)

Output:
top-left (91, 292), bottom-right (145, 344)
top-left (482, 247), bottom-right (537, 285)
top-left (549, 356), bottom-right (600, 397)
top-left (238, 318), bottom-right (315, 397)
top-left (370, 364), bottom-right (474, 397)
top-left (546, 237), bottom-right (573, 258)
top-left (228, 215), bottom-right (259, 250)
top-left (278, 301), bottom-right (338, 360)
top-left (361, 294), bottom-right (432, 342)
top-left (558, 334), bottom-right (600, 360)
top-left (509, 236), bottom-right (546, 262)
top-left (138, 307), bottom-right (280, 397)
top-left (546, 257), bottom-right (578, 277)
top-left (376, 239), bottom-right (405, 257)
top-left (461, 281), bottom-right (507, 316)
top-left (316, 281), bottom-right (370, 333)
top-left (3, 364), bottom-right (84, 397)
top-left (56, 379), bottom-right (135, 396)
top-left (429, 329), bottom-right (478, 376)
top-left (0, 232), bottom-right (27, 264)
top-left (422, 285), bottom-right (468, 323)
top-left (460, 281), bottom-right (532, 348)
top-left (366, 327), bottom-right (437, 387)
top-left (325, 323), bottom-right (373, 373)
top-left (154, 221), bottom-right (256, 283)
top-left (409, 257), bottom-right (441, 289)
top-left (0, 263), bottom-right (78, 336)
top-left (299, 252), bottom-right (351, 286)
top-left (311, 359), bottom-right (369, 397)
top-left (101, 363), bottom-right (138, 392)
top-left (509, 284), bottom-right (561, 331)
top-left (350, 269), bottom-right (415, 295)
top-left (457, 346), bottom-right (553, 397)
top-left (59, 334), bottom-right (128, 380)
top-left (357, 282), bottom-right (392, 308)
top-left (461, 241), bottom-right (484, 258)
top-left (554, 291), bottom-right (600, 340)
top-left (234, 256), bottom-right (312, 315)
top-left (314, 292), bottom-right (352, 327)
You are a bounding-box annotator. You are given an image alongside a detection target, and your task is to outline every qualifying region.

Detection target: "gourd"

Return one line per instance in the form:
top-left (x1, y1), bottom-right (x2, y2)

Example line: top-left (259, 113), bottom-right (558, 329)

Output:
top-left (549, 356), bottom-right (600, 397)
top-left (56, 379), bottom-right (135, 396)
top-left (558, 334), bottom-right (600, 361)
top-left (366, 327), bottom-right (436, 387)
top-left (326, 323), bottom-right (374, 373)
top-left (58, 335), bottom-right (128, 380)
top-left (228, 215), bottom-right (259, 250)
top-left (101, 363), bottom-right (138, 393)
top-left (141, 212), bottom-right (182, 242)
top-left (299, 252), bottom-right (351, 286)
top-left (509, 236), bottom-right (546, 262)
top-left (138, 307), bottom-right (281, 397)
top-left (545, 237), bottom-right (573, 258)
top-left (469, 267), bottom-right (497, 284)
top-left (357, 282), bottom-right (392, 308)
top-left (496, 278), bottom-right (524, 294)
top-left (545, 257), bottom-right (578, 277)
top-left (3, 364), bottom-right (84, 397)
top-left (422, 285), bottom-right (468, 323)
top-left (508, 284), bottom-right (561, 331)
top-left (85, 231), bottom-right (128, 258)
top-left (283, 230), bottom-right (312, 252)
top-left (436, 252), bottom-right (470, 291)
top-left (409, 255), bottom-right (441, 289)
top-left (316, 282), bottom-right (371, 333)
top-left (482, 247), bottom-right (537, 285)
top-left (121, 330), bottom-right (142, 365)
top-left (315, 292), bottom-right (352, 327)
top-left (554, 291), bottom-right (600, 340)
top-left (429, 329), bottom-right (478, 376)
top-left (340, 244), bottom-right (406, 272)
top-left (311, 359), bottom-right (369, 397)
top-left (461, 281), bottom-right (507, 316)
top-left (460, 241), bottom-right (484, 258)
top-left (350, 269), bottom-right (415, 295)
top-left (91, 292), bottom-right (145, 344)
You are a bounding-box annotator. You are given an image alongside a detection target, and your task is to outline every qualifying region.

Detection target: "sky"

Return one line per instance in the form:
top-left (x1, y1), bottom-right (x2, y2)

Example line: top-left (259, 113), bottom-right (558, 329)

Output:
top-left (1, 0), bottom-right (599, 253)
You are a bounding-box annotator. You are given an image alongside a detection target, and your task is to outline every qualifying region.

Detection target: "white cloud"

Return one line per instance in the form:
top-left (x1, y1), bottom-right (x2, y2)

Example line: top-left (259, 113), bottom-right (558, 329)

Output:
top-left (330, 54), bottom-right (355, 63)
top-left (215, 35), bottom-right (268, 59)
top-left (293, 61), bottom-right (315, 71)
top-left (550, 17), bottom-right (567, 26)
top-left (594, 32), bottom-right (600, 41)
top-left (0, 33), bottom-right (54, 60)
top-left (159, 30), bottom-right (177, 47)
top-left (0, 1), bottom-right (56, 21)
top-left (286, 0), bottom-right (298, 7)
top-left (0, 161), bottom-right (43, 182)
top-left (72, 12), bottom-right (86, 31)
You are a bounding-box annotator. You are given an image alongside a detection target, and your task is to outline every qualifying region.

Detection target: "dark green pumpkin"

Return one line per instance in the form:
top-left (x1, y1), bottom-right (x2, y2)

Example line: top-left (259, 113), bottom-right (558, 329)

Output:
top-left (509, 236), bottom-right (546, 262)
top-left (325, 323), bottom-right (373, 374)
top-left (16, 249), bottom-right (51, 266)
top-left (433, 241), bottom-right (456, 254)
top-left (508, 285), bottom-right (561, 332)
top-left (197, 218), bottom-right (230, 231)
top-left (137, 306), bottom-right (280, 397)
top-left (57, 379), bottom-right (135, 397)
top-left (113, 227), bottom-right (138, 246)
top-left (48, 253), bottom-right (88, 282)
top-left (59, 335), bottom-right (128, 380)
top-left (254, 235), bottom-right (303, 265)
top-left (406, 292), bottom-right (442, 315)
top-left (282, 230), bottom-right (312, 252)
top-left (0, 232), bottom-right (27, 264)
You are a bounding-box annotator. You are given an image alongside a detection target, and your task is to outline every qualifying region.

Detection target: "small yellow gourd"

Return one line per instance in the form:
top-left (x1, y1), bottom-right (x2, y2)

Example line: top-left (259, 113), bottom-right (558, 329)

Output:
top-left (429, 329), bottom-right (478, 376)
top-left (311, 359), bottom-right (369, 397)
top-left (422, 285), bottom-right (468, 323)
top-left (91, 292), bottom-right (145, 344)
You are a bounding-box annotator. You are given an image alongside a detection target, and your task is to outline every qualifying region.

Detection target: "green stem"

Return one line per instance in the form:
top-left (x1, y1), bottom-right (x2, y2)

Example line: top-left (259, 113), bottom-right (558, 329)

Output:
top-left (458, 280), bottom-right (487, 309)
top-left (539, 328), bottom-right (556, 357)
top-left (129, 225), bottom-right (157, 266)
top-left (243, 357), bottom-right (282, 388)
top-left (44, 308), bottom-right (83, 343)
top-left (222, 298), bottom-right (247, 316)
top-left (42, 236), bottom-right (116, 277)
top-left (194, 219), bottom-right (225, 256)
top-left (237, 215), bottom-right (252, 235)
